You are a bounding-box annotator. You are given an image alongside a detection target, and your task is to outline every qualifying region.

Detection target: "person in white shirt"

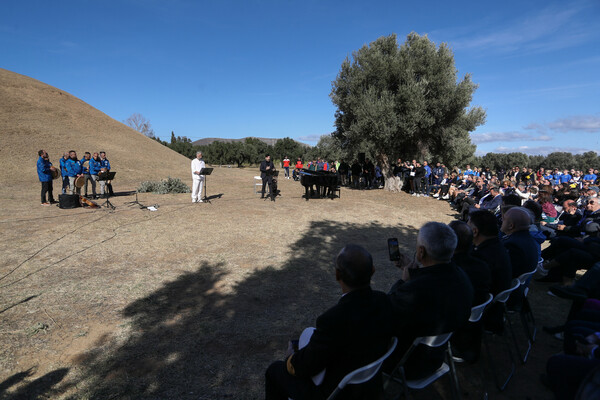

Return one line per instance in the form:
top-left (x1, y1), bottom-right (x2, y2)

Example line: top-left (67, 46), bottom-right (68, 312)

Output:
top-left (191, 151), bottom-right (206, 203)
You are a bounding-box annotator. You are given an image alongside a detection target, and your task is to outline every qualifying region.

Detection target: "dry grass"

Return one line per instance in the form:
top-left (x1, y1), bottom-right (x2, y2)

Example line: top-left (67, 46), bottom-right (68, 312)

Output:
top-left (0, 69), bottom-right (569, 399)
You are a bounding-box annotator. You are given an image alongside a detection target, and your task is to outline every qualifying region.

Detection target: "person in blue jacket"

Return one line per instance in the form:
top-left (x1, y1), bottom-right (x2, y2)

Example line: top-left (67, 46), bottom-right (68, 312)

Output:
top-left (65, 150), bottom-right (83, 194)
top-left (59, 152), bottom-right (69, 194)
top-left (37, 150), bottom-right (56, 205)
top-left (88, 152), bottom-right (101, 199)
top-left (98, 151), bottom-right (114, 197)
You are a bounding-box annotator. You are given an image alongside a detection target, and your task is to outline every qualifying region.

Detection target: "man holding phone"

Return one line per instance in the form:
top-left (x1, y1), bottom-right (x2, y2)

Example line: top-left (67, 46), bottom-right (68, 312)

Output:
top-left (384, 222), bottom-right (474, 379)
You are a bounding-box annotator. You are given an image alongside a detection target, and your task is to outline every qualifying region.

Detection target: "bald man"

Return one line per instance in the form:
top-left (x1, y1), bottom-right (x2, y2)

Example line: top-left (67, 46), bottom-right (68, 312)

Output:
top-left (265, 245), bottom-right (394, 400)
top-left (501, 207), bottom-right (540, 278)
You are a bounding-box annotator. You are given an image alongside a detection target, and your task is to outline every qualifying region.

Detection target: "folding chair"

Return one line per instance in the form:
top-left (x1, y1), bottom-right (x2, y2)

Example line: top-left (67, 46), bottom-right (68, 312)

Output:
top-left (326, 336), bottom-right (398, 400)
top-left (254, 176), bottom-right (262, 194)
top-left (515, 269), bottom-right (538, 363)
top-left (482, 278), bottom-right (520, 391)
top-left (384, 333), bottom-right (461, 400)
top-left (470, 293), bottom-right (494, 323)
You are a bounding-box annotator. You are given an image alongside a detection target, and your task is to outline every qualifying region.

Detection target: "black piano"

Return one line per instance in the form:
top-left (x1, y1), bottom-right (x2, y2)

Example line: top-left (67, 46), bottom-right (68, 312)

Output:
top-left (299, 169), bottom-right (339, 200)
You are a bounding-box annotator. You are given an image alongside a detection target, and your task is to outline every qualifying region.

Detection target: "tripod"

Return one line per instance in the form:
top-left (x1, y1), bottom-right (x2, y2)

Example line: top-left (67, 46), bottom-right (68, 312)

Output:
top-left (125, 192), bottom-right (145, 208)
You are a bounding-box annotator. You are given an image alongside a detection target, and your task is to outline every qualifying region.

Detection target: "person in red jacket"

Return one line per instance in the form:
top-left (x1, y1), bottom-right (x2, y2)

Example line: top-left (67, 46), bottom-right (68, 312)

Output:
top-left (283, 156), bottom-right (291, 179)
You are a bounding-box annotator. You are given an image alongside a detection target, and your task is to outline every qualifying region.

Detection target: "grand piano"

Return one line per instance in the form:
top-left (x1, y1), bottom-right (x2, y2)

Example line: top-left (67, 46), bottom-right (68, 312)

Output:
top-left (299, 169), bottom-right (339, 200)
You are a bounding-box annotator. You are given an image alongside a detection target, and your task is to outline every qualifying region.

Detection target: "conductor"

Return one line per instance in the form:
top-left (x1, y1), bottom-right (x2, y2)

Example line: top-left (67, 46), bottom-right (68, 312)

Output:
top-left (260, 154), bottom-right (275, 201)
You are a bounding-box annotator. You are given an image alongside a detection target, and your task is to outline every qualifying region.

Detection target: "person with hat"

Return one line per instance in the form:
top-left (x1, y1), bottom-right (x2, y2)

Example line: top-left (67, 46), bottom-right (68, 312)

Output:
top-left (37, 150), bottom-right (56, 206)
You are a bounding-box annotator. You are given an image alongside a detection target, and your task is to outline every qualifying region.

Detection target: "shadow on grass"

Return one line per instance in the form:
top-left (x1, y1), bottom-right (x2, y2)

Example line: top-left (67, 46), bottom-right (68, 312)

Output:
top-left (21, 220), bottom-right (419, 399)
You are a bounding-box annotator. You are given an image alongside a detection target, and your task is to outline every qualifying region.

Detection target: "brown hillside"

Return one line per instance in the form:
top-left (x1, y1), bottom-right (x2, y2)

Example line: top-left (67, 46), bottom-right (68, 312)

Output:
top-left (0, 68), bottom-right (191, 189)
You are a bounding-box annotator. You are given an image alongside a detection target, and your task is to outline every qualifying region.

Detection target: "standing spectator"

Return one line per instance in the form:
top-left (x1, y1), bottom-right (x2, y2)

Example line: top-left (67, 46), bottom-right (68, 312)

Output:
top-left (282, 156), bottom-right (290, 179)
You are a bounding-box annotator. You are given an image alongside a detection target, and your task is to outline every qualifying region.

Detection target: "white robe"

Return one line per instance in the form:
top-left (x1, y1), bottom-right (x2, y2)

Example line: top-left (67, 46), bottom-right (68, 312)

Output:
top-left (191, 158), bottom-right (205, 201)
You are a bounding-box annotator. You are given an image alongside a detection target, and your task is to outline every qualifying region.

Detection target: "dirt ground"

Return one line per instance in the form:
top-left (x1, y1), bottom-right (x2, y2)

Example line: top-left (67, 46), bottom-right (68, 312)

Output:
top-left (0, 167), bottom-right (569, 399)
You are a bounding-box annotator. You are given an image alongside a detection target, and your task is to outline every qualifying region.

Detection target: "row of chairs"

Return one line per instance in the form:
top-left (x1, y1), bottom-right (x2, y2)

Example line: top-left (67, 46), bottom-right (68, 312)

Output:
top-left (318, 268), bottom-right (539, 400)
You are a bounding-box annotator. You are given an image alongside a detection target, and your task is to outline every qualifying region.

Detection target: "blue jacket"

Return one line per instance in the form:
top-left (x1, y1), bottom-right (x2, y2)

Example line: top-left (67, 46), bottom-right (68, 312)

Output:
top-left (65, 158), bottom-right (82, 177)
top-left (99, 159), bottom-right (111, 170)
top-left (79, 158), bottom-right (91, 174)
top-left (89, 158), bottom-right (101, 175)
top-left (37, 157), bottom-right (53, 182)
top-left (59, 157), bottom-right (68, 173)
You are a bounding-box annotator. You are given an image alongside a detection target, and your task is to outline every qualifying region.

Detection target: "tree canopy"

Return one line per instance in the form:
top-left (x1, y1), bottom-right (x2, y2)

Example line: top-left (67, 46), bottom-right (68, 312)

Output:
top-left (330, 33), bottom-right (485, 172)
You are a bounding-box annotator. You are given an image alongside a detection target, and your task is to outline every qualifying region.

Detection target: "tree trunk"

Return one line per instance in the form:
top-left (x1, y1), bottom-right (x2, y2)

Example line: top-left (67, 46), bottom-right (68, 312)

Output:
top-left (379, 153), bottom-right (401, 192)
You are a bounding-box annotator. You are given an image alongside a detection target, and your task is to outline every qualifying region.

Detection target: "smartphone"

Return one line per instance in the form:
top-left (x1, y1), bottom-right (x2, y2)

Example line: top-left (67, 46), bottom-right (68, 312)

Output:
top-left (388, 238), bottom-right (400, 261)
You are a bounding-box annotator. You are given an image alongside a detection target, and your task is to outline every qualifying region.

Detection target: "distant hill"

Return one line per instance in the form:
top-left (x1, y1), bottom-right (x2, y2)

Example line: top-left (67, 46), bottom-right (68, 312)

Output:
top-left (192, 137), bottom-right (309, 147)
top-left (0, 68), bottom-right (191, 188)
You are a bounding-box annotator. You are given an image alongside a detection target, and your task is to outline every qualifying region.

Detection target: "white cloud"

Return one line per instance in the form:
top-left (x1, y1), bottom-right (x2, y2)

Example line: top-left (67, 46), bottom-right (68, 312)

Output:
top-left (492, 145), bottom-right (594, 156)
top-left (471, 131), bottom-right (552, 144)
top-left (296, 134), bottom-right (322, 144)
top-left (525, 114), bottom-right (600, 134)
top-left (450, 2), bottom-right (597, 55)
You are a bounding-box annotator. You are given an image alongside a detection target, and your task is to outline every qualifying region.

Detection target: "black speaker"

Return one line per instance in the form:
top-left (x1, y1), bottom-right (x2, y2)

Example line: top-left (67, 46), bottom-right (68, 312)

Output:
top-left (358, 152), bottom-right (366, 164)
top-left (59, 194), bottom-right (81, 209)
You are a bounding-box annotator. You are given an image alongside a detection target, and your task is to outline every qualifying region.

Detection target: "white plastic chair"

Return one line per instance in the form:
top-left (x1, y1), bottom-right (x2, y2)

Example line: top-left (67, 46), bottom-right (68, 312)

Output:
top-left (385, 332), bottom-right (461, 400)
top-left (514, 269), bottom-right (538, 363)
top-left (483, 278), bottom-right (520, 391)
top-left (254, 176), bottom-right (262, 194)
top-left (470, 293), bottom-right (494, 323)
top-left (326, 336), bottom-right (398, 400)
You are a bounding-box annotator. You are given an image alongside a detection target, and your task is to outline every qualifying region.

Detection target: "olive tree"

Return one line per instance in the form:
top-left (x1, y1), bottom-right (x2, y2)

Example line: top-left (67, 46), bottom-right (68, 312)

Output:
top-left (330, 33), bottom-right (486, 189)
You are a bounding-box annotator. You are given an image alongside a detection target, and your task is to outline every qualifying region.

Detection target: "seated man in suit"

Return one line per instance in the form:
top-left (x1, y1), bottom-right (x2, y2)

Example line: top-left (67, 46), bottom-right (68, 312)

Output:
top-left (386, 222), bottom-right (474, 379)
top-left (265, 244), bottom-right (394, 400)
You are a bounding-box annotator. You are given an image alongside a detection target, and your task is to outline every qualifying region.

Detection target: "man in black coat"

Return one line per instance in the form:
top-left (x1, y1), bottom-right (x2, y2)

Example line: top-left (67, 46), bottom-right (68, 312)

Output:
top-left (449, 221), bottom-right (492, 362)
top-left (386, 222), bottom-right (474, 379)
top-left (260, 154), bottom-right (276, 200)
top-left (501, 207), bottom-right (540, 278)
top-left (265, 245), bottom-right (394, 400)
top-left (468, 210), bottom-right (512, 296)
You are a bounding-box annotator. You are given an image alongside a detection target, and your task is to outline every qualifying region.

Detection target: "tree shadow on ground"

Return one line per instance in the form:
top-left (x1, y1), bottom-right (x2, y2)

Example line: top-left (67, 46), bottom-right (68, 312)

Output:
top-left (8, 220), bottom-right (418, 399)
top-left (1, 368), bottom-right (69, 400)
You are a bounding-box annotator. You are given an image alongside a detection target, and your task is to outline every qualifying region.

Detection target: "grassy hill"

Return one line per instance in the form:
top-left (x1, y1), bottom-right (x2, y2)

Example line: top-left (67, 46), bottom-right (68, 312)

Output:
top-left (0, 68), bottom-right (191, 189)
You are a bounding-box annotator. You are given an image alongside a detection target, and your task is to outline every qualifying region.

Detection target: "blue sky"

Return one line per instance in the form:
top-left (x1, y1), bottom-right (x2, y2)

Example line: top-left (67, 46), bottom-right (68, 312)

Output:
top-left (2, 0), bottom-right (599, 155)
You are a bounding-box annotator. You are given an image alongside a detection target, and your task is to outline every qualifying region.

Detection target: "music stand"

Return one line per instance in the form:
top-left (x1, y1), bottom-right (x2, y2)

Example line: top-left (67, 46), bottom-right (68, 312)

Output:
top-left (199, 168), bottom-right (214, 203)
top-left (98, 171), bottom-right (116, 210)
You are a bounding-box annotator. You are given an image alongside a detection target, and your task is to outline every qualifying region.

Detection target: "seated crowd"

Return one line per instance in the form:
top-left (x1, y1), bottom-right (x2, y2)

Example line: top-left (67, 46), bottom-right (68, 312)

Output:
top-left (266, 160), bottom-right (600, 399)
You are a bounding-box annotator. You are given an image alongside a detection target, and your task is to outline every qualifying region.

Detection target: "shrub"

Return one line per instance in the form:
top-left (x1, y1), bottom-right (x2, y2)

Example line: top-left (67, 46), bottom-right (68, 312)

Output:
top-left (138, 177), bottom-right (191, 194)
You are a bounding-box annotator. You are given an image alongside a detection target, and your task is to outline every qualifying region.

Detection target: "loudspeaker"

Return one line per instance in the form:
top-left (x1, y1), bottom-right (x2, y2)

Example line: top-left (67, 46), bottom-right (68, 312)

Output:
top-left (59, 194), bottom-right (81, 209)
top-left (358, 152), bottom-right (366, 164)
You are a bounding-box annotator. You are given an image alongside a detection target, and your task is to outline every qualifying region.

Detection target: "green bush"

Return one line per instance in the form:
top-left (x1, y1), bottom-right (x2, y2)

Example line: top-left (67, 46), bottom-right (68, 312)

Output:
top-left (138, 177), bottom-right (191, 194)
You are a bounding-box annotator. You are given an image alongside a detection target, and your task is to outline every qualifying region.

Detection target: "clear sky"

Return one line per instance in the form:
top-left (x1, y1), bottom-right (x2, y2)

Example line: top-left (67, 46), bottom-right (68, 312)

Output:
top-left (2, 0), bottom-right (599, 155)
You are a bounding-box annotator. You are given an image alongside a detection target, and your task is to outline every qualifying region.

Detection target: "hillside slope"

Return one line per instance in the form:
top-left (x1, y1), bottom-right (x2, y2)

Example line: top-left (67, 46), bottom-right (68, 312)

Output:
top-left (0, 68), bottom-right (191, 188)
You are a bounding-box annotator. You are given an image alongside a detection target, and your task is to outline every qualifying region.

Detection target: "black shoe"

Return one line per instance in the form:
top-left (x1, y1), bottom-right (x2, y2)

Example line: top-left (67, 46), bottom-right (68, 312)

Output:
top-left (549, 285), bottom-right (588, 301)
top-left (260, 195), bottom-right (265, 199)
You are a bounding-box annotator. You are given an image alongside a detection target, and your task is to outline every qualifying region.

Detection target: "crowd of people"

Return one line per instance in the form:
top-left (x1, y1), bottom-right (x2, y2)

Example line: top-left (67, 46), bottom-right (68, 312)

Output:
top-left (36, 149), bottom-right (113, 205)
top-left (266, 158), bottom-right (600, 399)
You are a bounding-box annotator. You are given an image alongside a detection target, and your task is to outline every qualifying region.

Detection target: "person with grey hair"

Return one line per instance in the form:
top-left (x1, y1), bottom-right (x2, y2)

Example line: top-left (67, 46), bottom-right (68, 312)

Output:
top-left (384, 222), bottom-right (474, 379)
top-left (191, 151), bottom-right (205, 203)
top-left (501, 207), bottom-right (540, 278)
